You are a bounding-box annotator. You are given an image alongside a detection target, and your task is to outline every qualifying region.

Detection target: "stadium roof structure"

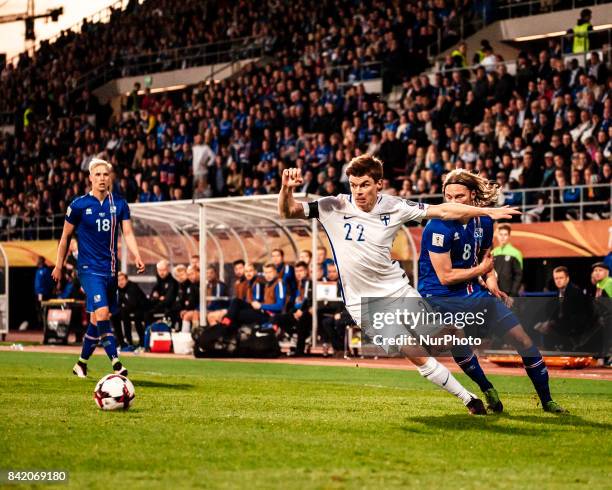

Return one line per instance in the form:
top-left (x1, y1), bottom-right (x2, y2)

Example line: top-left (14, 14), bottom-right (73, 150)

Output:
top-left (128, 194), bottom-right (323, 336)
top-left (128, 194), bottom-right (318, 272)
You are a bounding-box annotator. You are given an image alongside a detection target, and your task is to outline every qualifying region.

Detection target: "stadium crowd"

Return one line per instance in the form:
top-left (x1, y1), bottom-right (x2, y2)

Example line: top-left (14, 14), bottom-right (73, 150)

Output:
top-left (1, 1), bottom-right (611, 240)
top-left (1, 0), bottom-right (483, 237)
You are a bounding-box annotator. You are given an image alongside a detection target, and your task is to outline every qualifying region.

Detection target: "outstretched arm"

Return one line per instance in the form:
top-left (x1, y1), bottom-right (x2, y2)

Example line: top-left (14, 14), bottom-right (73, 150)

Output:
top-left (426, 203), bottom-right (520, 221)
top-left (278, 168), bottom-right (307, 219)
top-left (52, 221), bottom-right (75, 282)
top-left (121, 220), bottom-right (145, 273)
top-left (429, 250), bottom-right (494, 286)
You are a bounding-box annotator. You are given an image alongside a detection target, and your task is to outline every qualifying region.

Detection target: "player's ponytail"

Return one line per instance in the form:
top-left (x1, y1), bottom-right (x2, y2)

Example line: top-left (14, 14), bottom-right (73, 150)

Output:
top-left (442, 169), bottom-right (500, 207)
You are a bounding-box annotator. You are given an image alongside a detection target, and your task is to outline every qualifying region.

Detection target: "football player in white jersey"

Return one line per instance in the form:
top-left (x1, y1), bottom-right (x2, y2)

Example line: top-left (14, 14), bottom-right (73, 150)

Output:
top-left (278, 155), bottom-right (520, 415)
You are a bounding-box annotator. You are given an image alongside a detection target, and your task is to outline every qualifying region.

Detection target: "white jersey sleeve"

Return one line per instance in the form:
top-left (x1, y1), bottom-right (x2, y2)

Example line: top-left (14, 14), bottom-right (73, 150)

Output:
top-left (301, 196), bottom-right (346, 223)
top-left (397, 199), bottom-right (429, 223)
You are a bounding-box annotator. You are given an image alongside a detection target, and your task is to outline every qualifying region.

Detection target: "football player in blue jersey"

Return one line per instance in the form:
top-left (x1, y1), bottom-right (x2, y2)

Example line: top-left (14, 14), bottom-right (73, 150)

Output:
top-left (418, 169), bottom-right (567, 413)
top-left (52, 158), bottom-right (145, 378)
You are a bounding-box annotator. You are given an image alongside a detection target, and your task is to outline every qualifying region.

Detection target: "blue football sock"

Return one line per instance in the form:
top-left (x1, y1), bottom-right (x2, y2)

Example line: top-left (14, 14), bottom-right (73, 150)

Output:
top-left (97, 320), bottom-right (119, 364)
top-left (79, 323), bottom-right (99, 362)
top-left (519, 345), bottom-right (552, 405)
top-left (452, 346), bottom-right (493, 392)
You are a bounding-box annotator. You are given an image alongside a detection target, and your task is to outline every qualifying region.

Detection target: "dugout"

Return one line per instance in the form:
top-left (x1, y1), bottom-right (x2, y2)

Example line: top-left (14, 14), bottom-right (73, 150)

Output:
top-left (127, 195), bottom-right (420, 347)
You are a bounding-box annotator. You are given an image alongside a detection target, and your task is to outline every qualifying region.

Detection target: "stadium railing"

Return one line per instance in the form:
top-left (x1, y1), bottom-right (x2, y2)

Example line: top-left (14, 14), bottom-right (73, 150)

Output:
top-left (426, 1), bottom-right (612, 60)
top-left (408, 182), bottom-right (611, 223)
top-left (3, 183), bottom-right (609, 242)
top-left (71, 35), bottom-right (265, 95)
top-left (491, 0), bottom-right (612, 23)
top-left (326, 61), bottom-right (383, 86)
top-left (428, 41), bottom-right (611, 80)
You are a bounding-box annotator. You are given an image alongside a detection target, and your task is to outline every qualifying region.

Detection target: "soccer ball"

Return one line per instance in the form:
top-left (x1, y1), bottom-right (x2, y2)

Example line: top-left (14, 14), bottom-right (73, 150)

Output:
top-left (93, 374), bottom-right (135, 411)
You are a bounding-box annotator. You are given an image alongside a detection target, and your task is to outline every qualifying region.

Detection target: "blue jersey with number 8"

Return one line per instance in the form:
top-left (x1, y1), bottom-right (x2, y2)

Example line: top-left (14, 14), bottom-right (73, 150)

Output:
top-left (418, 216), bottom-right (493, 296)
top-left (65, 192), bottom-right (130, 276)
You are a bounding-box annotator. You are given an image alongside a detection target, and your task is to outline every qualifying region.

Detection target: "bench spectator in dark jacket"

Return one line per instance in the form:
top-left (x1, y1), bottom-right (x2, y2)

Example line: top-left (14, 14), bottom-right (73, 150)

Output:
top-left (272, 261), bottom-right (312, 355)
top-left (146, 259), bottom-right (178, 325)
top-left (115, 271), bottom-right (148, 349)
top-left (180, 265), bottom-right (200, 331)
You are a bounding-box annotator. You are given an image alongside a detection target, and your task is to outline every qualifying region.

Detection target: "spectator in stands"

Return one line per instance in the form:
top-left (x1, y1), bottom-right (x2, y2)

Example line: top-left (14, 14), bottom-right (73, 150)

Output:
top-left (0, 0), bottom-right (610, 239)
top-left (206, 266), bottom-right (228, 311)
top-left (146, 259), bottom-right (178, 325)
top-left (115, 271), bottom-right (148, 351)
top-left (34, 256), bottom-right (54, 328)
top-left (492, 224), bottom-right (523, 296)
top-left (592, 262), bottom-right (612, 297)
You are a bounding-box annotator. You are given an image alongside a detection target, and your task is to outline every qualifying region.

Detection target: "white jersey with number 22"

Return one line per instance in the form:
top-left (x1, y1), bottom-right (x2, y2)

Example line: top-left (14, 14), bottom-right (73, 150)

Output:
top-left (303, 194), bottom-right (428, 316)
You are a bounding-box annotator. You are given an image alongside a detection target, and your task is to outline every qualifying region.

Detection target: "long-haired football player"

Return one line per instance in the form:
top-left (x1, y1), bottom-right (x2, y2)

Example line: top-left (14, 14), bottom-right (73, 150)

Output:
top-left (418, 169), bottom-right (566, 413)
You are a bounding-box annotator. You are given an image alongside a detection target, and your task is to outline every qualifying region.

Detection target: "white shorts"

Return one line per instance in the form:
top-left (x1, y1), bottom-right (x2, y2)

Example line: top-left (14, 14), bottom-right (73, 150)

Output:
top-left (346, 282), bottom-right (421, 327)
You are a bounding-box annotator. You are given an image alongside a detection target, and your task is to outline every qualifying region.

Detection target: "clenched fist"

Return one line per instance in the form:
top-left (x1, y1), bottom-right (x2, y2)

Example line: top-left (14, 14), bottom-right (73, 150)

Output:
top-left (282, 168), bottom-right (304, 188)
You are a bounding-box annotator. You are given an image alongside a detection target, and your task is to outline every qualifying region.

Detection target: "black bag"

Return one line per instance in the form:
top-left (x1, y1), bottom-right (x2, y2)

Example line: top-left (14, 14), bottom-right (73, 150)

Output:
top-left (236, 324), bottom-right (281, 358)
top-left (192, 325), bottom-right (238, 358)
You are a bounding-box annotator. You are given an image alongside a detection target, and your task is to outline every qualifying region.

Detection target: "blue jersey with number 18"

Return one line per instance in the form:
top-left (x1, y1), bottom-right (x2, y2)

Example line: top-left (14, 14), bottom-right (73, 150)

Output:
top-left (418, 216), bottom-right (493, 296)
top-left (65, 192), bottom-right (130, 276)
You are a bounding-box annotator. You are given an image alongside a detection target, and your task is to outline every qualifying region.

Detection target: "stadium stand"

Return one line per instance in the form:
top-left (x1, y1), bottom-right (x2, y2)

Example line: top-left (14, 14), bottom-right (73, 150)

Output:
top-left (0, 0), bottom-right (610, 241)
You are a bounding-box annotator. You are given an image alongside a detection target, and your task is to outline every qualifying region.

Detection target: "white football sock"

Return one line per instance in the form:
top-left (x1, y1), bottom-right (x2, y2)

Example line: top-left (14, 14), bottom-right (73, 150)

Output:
top-left (417, 357), bottom-right (474, 405)
top-left (181, 320), bottom-right (191, 333)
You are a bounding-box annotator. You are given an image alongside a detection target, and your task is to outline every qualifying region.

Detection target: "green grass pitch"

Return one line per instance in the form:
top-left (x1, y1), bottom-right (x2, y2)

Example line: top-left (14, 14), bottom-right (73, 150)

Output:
top-left (1, 352), bottom-right (611, 489)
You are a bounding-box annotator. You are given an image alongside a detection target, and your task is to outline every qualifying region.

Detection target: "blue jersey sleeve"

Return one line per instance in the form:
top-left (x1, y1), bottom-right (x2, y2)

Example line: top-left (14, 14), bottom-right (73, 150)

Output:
top-left (422, 220), bottom-right (453, 254)
top-left (65, 199), bottom-right (82, 226)
top-left (481, 217), bottom-right (494, 250)
top-left (120, 199), bottom-right (131, 221)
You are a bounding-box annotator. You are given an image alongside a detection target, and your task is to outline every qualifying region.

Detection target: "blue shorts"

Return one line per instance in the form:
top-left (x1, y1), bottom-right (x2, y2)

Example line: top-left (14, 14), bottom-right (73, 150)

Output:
top-left (467, 287), bottom-right (520, 335)
top-left (79, 272), bottom-right (118, 314)
top-left (423, 286), bottom-right (520, 336)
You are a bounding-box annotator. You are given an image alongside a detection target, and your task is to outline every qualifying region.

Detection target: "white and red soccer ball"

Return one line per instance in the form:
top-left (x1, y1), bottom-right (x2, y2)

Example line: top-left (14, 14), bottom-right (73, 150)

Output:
top-left (94, 374), bottom-right (135, 410)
